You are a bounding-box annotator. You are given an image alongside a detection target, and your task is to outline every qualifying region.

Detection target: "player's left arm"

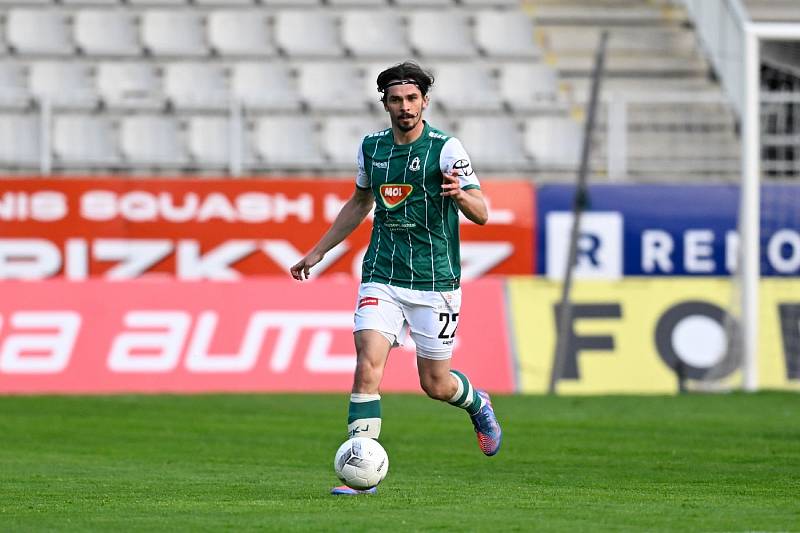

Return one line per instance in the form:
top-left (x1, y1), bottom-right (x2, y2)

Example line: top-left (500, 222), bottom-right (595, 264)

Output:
top-left (441, 171), bottom-right (488, 225)
top-left (439, 137), bottom-right (488, 225)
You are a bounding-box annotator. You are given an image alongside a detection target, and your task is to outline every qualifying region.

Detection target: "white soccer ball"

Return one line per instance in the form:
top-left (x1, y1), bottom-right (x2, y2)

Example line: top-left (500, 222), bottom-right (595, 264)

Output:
top-left (333, 437), bottom-right (389, 490)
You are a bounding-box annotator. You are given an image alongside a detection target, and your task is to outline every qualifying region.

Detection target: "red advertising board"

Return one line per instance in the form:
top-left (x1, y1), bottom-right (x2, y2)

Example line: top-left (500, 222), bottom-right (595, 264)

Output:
top-left (0, 178), bottom-right (535, 280)
top-left (0, 278), bottom-right (515, 394)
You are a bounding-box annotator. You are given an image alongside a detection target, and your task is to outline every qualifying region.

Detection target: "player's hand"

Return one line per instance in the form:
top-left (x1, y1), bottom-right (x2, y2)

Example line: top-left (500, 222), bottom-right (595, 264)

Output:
top-left (290, 250), bottom-right (324, 281)
top-left (440, 169), bottom-right (463, 199)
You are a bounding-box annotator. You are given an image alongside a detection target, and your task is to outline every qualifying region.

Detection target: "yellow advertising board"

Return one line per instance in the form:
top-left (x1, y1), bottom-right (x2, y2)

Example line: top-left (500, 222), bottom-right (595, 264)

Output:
top-left (507, 278), bottom-right (800, 394)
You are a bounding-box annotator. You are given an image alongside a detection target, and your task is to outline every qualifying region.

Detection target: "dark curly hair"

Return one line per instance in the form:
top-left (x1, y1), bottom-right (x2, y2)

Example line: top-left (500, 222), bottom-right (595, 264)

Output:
top-left (376, 61), bottom-right (435, 104)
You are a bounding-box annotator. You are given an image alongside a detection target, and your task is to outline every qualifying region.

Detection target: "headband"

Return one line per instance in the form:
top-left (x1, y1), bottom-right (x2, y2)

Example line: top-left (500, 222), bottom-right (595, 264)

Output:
top-left (380, 79), bottom-right (420, 92)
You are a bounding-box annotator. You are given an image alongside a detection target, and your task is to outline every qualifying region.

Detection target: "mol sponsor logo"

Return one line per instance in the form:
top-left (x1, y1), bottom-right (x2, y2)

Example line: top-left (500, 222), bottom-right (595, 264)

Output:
top-left (379, 184), bottom-right (413, 209)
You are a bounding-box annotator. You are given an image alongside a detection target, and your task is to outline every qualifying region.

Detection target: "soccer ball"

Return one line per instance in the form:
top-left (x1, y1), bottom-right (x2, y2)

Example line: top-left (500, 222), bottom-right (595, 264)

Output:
top-left (333, 437), bottom-right (389, 490)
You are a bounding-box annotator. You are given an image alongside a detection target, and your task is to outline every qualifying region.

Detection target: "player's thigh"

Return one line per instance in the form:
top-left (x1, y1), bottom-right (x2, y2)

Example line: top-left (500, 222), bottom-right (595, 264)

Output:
top-left (353, 283), bottom-right (407, 345)
top-left (404, 288), bottom-right (462, 359)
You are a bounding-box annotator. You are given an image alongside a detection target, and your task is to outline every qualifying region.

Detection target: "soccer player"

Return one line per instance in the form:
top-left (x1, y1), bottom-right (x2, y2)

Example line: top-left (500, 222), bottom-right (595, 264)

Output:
top-left (290, 61), bottom-right (502, 495)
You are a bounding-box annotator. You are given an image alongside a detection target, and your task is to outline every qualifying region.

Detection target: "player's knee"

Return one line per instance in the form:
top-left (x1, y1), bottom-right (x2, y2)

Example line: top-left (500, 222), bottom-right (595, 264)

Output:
top-left (420, 374), bottom-right (451, 401)
top-left (354, 358), bottom-right (383, 387)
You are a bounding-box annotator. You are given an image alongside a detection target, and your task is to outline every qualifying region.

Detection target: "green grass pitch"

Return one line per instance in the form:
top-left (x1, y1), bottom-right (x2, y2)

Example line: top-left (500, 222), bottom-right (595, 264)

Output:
top-left (1, 392), bottom-right (798, 532)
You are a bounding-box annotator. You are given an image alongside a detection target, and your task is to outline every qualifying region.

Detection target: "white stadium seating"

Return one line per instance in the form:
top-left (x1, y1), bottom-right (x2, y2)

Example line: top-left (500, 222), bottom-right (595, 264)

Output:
top-left (230, 62), bottom-right (301, 111)
top-left (162, 63), bottom-right (229, 111)
top-left (187, 116), bottom-right (254, 167)
top-left (408, 11), bottom-right (477, 58)
top-left (474, 10), bottom-right (541, 58)
top-left (29, 62), bottom-right (98, 110)
top-left (0, 63), bottom-right (31, 109)
top-left (141, 10), bottom-right (208, 57)
top-left (0, 114), bottom-right (40, 167)
top-left (297, 62), bottom-right (369, 113)
top-left (53, 114), bottom-right (119, 166)
top-left (207, 10), bottom-right (274, 57)
top-left (274, 11), bottom-right (343, 57)
top-left (341, 11), bottom-right (411, 58)
top-left (74, 10), bottom-right (141, 56)
top-left (321, 115), bottom-right (384, 166)
top-left (0, 0), bottom-right (735, 176)
top-left (6, 10), bottom-right (73, 56)
top-left (428, 63), bottom-right (504, 113)
top-left (455, 116), bottom-right (529, 169)
top-left (394, 0), bottom-right (453, 6)
top-left (120, 115), bottom-right (188, 166)
top-left (499, 63), bottom-right (560, 111)
top-left (523, 117), bottom-right (583, 167)
top-left (96, 62), bottom-right (164, 110)
top-left (254, 116), bottom-right (325, 168)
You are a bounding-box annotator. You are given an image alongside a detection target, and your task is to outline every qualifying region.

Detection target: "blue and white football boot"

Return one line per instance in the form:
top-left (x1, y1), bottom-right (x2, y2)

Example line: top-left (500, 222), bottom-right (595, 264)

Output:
top-left (470, 390), bottom-right (502, 456)
top-left (330, 485), bottom-right (378, 496)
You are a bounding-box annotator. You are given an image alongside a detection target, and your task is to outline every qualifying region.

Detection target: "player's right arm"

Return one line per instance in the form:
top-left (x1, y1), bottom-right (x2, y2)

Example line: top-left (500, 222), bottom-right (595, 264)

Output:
top-left (290, 186), bottom-right (374, 280)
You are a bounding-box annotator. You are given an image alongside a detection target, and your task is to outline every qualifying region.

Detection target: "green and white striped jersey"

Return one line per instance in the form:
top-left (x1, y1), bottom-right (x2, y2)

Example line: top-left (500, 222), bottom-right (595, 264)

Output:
top-left (355, 121), bottom-right (480, 291)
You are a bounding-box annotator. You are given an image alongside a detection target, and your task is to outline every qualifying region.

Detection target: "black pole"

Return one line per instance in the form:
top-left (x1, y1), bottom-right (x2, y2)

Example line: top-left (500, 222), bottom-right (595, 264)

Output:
top-left (549, 31), bottom-right (610, 394)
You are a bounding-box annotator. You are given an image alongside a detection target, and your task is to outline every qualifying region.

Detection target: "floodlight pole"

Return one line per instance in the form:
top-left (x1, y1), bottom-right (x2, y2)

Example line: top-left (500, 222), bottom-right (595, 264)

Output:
top-left (549, 31), bottom-right (609, 394)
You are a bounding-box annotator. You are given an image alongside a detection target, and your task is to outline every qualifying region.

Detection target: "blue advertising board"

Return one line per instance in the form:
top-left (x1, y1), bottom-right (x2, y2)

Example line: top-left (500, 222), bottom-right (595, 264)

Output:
top-left (537, 183), bottom-right (800, 277)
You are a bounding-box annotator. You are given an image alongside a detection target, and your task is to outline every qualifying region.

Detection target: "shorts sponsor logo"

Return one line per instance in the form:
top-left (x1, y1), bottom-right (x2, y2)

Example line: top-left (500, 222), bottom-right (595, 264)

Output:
top-left (358, 297), bottom-right (379, 309)
top-left (379, 184), bottom-right (413, 209)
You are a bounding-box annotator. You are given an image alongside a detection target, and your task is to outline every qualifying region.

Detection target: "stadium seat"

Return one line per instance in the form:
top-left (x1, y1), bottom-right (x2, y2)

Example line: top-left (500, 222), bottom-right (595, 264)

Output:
top-left (474, 11), bottom-right (541, 59)
top-left (274, 11), bottom-right (343, 57)
top-left (254, 116), bottom-right (325, 168)
top-left (6, 10), bottom-right (74, 56)
top-left (120, 115), bottom-right (189, 166)
top-left (230, 62), bottom-right (301, 111)
top-left (74, 10), bottom-right (141, 56)
top-left (359, 62), bottom-right (387, 113)
top-left (523, 116), bottom-right (583, 167)
top-left (328, 0), bottom-right (389, 7)
top-left (96, 62), bottom-right (164, 110)
top-left (297, 62), bottom-right (369, 112)
top-left (341, 11), bottom-right (410, 58)
top-left (498, 63), bottom-right (560, 111)
top-left (460, 0), bottom-right (520, 5)
top-left (195, 0), bottom-right (254, 4)
top-left (261, 0), bottom-right (320, 5)
top-left (61, 0), bottom-right (120, 4)
top-left (455, 117), bottom-right (529, 169)
top-left (408, 11), bottom-right (477, 58)
top-left (0, 114), bottom-right (40, 167)
top-left (187, 116), bottom-right (254, 167)
top-left (29, 62), bottom-right (98, 109)
top-left (141, 10), bottom-right (208, 57)
top-left (163, 63), bottom-right (229, 110)
top-left (53, 115), bottom-right (120, 166)
top-left (128, 0), bottom-right (187, 5)
top-left (427, 63), bottom-right (503, 113)
top-left (207, 10), bottom-right (274, 57)
top-left (320, 115), bottom-right (384, 166)
top-left (394, 0), bottom-right (453, 5)
top-left (0, 63), bottom-right (32, 109)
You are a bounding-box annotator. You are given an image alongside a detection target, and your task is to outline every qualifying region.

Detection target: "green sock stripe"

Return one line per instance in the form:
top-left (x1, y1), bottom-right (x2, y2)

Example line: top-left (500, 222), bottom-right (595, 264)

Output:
top-left (347, 400), bottom-right (381, 424)
top-left (466, 388), bottom-right (482, 416)
top-left (449, 370), bottom-right (471, 406)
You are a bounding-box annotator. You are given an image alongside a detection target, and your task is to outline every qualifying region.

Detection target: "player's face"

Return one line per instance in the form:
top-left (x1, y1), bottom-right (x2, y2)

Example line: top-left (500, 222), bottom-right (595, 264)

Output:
top-left (383, 84), bottom-right (428, 132)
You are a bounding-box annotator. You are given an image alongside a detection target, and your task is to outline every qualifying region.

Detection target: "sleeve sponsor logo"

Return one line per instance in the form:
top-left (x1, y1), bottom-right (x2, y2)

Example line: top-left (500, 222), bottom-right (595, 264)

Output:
top-left (451, 158), bottom-right (474, 177)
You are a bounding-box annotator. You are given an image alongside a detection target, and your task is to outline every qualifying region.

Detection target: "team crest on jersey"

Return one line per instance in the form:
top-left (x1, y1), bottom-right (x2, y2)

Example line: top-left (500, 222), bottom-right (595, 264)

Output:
top-left (379, 183), bottom-right (414, 209)
top-left (409, 157), bottom-right (421, 172)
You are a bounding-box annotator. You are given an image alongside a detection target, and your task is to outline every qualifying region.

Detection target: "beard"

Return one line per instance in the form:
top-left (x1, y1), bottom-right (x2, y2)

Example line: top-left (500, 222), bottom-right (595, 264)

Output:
top-left (395, 112), bottom-right (421, 132)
